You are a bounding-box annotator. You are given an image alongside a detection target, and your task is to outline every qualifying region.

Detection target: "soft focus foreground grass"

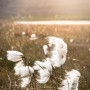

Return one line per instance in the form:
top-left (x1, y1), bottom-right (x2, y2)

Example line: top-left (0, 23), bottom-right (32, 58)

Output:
top-left (0, 22), bottom-right (90, 90)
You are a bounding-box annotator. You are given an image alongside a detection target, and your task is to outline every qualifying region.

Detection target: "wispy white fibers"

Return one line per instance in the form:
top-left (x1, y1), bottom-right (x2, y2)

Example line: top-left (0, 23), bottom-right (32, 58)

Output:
top-left (16, 66), bottom-right (34, 88)
top-left (21, 76), bottom-right (31, 88)
top-left (7, 51), bottom-right (23, 62)
top-left (43, 45), bottom-right (49, 55)
top-left (33, 58), bottom-right (52, 84)
top-left (37, 69), bottom-right (50, 84)
top-left (14, 63), bottom-right (34, 77)
top-left (58, 69), bottom-right (81, 90)
top-left (33, 58), bottom-right (52, 71)
top-left (46, 36), bottom-right (67, 67)
top-left (14, 62), bottom-right (34, 88)
top-left (33, 36), bottom-right (68, 84)
top-left (6, 50), bottom-right (34, 88)
top-left (14, 60), bottom-right (25, 76)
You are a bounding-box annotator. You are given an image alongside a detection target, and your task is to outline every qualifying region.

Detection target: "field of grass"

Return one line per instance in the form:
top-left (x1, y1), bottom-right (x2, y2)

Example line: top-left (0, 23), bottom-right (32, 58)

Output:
top-left (0, 21), bottom-right (90, 90)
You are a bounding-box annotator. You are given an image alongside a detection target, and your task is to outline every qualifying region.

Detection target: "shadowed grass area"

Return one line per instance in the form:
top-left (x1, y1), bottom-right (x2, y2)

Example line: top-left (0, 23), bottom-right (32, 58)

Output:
top-left (0, 22), bottom-right (90, 90)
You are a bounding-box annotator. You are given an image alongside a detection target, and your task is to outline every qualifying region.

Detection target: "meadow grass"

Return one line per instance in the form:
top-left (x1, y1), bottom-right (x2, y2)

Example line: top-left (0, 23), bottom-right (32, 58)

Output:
top-left (0, 22), bottom-right (90, 90)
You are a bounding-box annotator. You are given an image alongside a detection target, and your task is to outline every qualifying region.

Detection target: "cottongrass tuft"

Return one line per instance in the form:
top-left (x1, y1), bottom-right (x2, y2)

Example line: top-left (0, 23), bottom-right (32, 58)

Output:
top-left (7, 51), bottom-right (23, 62)
top-left (33, 58), bottom-right (52, 84)
top-left (6, 36), bottom-right (68, 88)
top-left (46, 36), bottom-right (67, 67)
top-left (6, 50), bottom-right (34, 88)
top-left (58, 69), bottom-right (81, 90)
top-left (43, 45), bottom-right (49, 55)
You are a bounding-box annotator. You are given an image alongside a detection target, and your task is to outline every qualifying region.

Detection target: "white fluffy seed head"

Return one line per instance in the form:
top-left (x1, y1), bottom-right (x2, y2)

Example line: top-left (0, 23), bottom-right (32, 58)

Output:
top-left (33, 58), bottom-right (52, 72)
top-left (20, 66), bottom-right (34, 77)
top-left (20, 76), bottom-right (31, 88)
top-left (66, 69), bottom-right (81, 78)
top-left (14, 63), bottom-right (34, 77)
top-left (7, 51), bottom-right (34, 88)
top-left (33, 59), bottom-right (52, 84)
top-left (58, 69), bottom-right (81, 90)
top-left (43, 45), bottom-right (49, 55)
top-left (14, 60), bottom-right (24, 76)
top-left (36, 69), bottom-right (50, 84)
top-left (14, 61), bottom-right (34, 88)
top-left (7, 51), bottom-right (23, 62)
top-left (46, 36), bottom-right (68, 67)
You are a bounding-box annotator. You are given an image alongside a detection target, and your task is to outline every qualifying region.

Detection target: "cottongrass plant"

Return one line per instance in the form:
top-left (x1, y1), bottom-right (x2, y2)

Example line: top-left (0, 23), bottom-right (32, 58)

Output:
top-left (43, 45), bottom-right (49, 55)
top-left (33, 36), bottom-right (68, 84)
top-left (46, 36), bottom-right (67, 68)
top-left (7, 51), bottom-right (34, 88)
top-left (33, 58), bottom-right (52, 84)
top-left (6, 36), bottom-right (81, 90)
top-left (58, 69), bottom-right (81, 90)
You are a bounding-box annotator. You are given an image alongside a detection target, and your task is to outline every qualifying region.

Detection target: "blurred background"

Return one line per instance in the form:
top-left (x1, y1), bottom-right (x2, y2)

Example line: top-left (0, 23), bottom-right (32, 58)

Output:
top-left (0, 0), bottom-right (90, 20)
